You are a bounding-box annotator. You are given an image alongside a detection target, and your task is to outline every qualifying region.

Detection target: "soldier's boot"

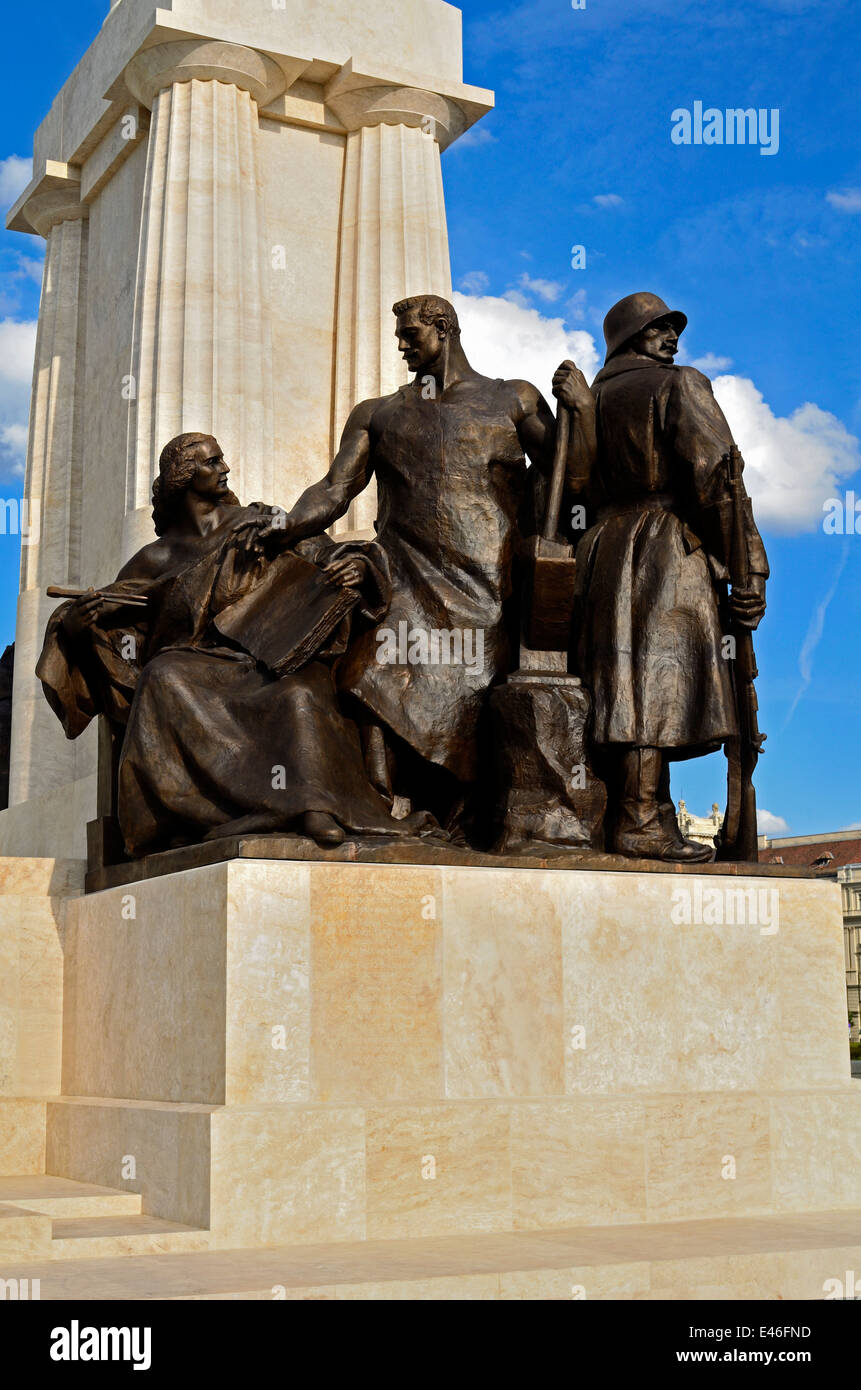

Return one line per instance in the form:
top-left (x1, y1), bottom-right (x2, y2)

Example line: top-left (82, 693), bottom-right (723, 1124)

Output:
top-left (612, 748), bottom-right (713, 863)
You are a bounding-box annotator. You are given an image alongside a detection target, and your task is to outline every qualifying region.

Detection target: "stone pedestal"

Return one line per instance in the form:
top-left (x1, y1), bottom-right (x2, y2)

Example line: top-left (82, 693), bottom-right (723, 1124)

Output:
top-left (0, 857), bottom-right (854, 1254)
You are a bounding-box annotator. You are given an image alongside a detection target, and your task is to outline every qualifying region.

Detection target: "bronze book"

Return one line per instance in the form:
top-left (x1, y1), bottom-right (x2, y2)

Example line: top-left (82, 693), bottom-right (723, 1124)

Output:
top-left (213, 549), bottom-right (360, 676)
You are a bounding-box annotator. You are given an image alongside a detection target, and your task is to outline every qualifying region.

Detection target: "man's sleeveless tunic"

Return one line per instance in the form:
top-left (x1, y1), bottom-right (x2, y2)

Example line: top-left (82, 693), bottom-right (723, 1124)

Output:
top-left (338, 378), bottom-right (529, 779)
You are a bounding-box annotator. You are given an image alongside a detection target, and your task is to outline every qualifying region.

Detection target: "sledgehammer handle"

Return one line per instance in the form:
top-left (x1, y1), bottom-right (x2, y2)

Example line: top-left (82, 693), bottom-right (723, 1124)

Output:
top-left (542, 404), bottom-right (570, 542)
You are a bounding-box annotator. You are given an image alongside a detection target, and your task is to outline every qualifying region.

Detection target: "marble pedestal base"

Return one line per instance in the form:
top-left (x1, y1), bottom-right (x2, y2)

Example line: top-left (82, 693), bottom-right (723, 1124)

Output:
top-left (10, 857), bottom-right (854, 1252)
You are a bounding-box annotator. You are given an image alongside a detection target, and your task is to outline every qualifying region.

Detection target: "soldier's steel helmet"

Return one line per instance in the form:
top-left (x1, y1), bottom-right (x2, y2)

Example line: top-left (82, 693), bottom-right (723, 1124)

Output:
top-left (603, 292), bottom-right (687, 362)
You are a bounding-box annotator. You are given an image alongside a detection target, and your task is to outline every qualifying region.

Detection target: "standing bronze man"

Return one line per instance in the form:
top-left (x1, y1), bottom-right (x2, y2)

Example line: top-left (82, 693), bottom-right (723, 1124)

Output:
top-left (558, 292), bottom-right (768, 862)
top-left (271, 294), bottom-right (595, 834)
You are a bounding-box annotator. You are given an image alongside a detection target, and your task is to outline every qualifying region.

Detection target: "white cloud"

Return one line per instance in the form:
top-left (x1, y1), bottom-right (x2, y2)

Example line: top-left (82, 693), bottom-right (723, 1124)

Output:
top-left (593, 193), bottom-right (624, 208)
top-left (458, 270), bottom-right (489, 295)
top-left (452, 291), bottom-right (600, 398)
top-left (0, 426), bottom-right (27, 475)
top-left (757, 809), bottom-right (790, 836)
top-left (566, 288), bottom-right (587, 322)
top-left (712, 375), bottom-right (861, 532)
top-left (517, 272), bottom-right (564, 303)
top-left (826, 188), bottom-right (861, 213)
top-left (0, 155), bottom-right (31, 207)
top-left (17, 256), bottom-right (43, 285)
top-left (0, 319), bottom-right (38, 384)
top-left (502, 289), bottom-right (531, 310)
top-left (451, 126), bottom-right (496, 150)
top-left (690, 352), bottom-right (733, 374)
top-left (452, 294), bottom-right (859, 538)
top-left (0, 318), bottom-right (36, 476)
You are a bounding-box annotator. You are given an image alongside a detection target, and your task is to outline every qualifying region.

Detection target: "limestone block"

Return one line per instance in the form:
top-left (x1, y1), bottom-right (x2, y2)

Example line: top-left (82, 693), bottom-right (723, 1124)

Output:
top-left (441, 866), bottom-right (565, 1098)
top-left (0, 1203), bottom-right (52, 1261)
top-left (0, 882), bottom-right (71, 1098)
top-left (511, 1099), bottom-right (647, 1228)
top-left (364, 1102), bottom-right (511, 1239)
top-left (62, 867), bottom-right (231, 1104)
top-left (225, 862), bottom-right (310, 1104)
top-left (309, 864), bottom-right (443, 1103)
top-left (0, 1101), bottom-right (46, 1175)
top-left (644, 1094), bottom-right (772, 1222)
top-left (209, 1104), bottom-right (366, 1248)
top-left (771, 1092), bottom-right (861, 1212)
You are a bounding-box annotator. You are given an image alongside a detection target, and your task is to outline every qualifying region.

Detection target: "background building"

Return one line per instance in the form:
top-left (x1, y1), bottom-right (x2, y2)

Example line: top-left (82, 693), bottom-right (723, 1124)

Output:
top-left (677, 799), bottom-right (723, 847)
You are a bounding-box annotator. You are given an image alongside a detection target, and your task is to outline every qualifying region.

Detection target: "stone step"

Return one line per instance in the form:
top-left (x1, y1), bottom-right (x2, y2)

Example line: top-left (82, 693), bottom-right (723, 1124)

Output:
top-left (1, 1208), bottom-right (861, 1298)
top-left (49, 1214), bottom-right (211, 1261)
top-left (0, 1203), bottom-right (52, 1261)
top-left (0, 1175), bottom-right (142, 1219)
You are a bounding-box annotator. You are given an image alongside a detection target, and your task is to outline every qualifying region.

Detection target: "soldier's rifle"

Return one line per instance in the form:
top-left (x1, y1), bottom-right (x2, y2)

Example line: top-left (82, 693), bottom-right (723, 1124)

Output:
top-left (716, 443), bottom-right (765, 862)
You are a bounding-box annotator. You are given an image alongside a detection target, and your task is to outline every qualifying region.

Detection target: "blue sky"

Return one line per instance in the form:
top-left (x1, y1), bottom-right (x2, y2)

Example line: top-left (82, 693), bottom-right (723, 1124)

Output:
top-left (1, 0), bottom-right (859, 835)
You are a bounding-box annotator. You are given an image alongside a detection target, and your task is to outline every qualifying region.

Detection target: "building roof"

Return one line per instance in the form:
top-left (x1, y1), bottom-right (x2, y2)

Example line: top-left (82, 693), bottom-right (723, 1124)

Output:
top-left (759, 830), bottom-right (861, 872)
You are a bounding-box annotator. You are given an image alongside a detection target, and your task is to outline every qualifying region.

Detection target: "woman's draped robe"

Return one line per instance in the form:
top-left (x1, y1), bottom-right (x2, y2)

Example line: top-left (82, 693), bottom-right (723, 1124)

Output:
top-left (37, 506), bottom-right (413, 856)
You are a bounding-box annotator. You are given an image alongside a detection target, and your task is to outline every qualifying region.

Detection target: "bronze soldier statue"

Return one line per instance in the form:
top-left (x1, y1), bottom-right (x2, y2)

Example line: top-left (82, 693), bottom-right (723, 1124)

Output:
top-left (560, 292), bottom-right (768, 862)
top-left (269, 294), bottom-right (595, 835)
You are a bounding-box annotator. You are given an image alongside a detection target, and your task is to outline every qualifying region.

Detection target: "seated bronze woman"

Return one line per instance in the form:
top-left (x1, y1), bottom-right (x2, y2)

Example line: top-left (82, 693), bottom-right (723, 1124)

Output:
top-left (37, 432), bottom-right (429, 857)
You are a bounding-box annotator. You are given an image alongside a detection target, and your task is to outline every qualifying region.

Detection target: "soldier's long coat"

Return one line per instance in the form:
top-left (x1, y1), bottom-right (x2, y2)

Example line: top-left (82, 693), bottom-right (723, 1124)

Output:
top-left (574, 353), bottom-right (768, 756)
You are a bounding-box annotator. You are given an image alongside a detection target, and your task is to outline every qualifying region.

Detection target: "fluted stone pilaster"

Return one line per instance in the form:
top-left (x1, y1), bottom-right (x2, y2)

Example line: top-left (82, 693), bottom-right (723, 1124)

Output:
top-left (328, 86), bottom-right (456, 535)
top-left (9, 185), bottom-right (89, 804)
top-left (123, 42), bottom-right (285, 556)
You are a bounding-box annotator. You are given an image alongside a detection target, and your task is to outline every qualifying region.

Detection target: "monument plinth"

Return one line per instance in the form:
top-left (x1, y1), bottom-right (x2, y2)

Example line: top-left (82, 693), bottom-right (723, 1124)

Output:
top-left (1, 853), bottom-right (860, 1294)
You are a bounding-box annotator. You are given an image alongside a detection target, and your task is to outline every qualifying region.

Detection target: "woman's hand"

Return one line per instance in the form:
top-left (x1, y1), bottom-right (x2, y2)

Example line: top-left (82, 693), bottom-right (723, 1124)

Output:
top-left (321, 553), bottom-right (367, 590)
top-left (61, 588), bottom-right (104, 639)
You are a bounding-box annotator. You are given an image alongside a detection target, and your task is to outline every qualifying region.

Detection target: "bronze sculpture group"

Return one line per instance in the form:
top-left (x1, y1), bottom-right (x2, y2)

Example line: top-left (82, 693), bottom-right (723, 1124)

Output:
top-left (38, 291), bottom-right (767, 866)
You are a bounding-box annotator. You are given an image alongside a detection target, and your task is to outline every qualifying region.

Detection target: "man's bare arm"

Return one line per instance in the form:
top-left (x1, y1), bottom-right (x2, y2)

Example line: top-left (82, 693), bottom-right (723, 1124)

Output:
top-left (282, 399), bottom-right (377, 542)
top-left (513, 382), bottom-right (557, 474)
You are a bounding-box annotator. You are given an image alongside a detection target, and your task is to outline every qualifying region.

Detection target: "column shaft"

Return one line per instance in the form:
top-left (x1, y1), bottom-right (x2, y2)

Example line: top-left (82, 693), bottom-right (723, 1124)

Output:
top-left (126, 78), bottom-right (273, 553)
top-left (10, 214), bottom-right (89, 804)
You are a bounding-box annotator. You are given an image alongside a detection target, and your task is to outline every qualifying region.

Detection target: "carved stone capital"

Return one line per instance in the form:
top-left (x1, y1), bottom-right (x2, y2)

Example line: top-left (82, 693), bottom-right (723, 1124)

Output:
top-left (124, 40), bottom-right (287, 111)
top-left (7, 163), bottom-right (88, 238)
top-left (323, 59), bottom-right (485, 149)
top-left (325, 81), bottom-right (467, 149)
